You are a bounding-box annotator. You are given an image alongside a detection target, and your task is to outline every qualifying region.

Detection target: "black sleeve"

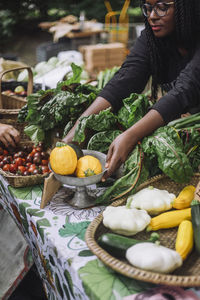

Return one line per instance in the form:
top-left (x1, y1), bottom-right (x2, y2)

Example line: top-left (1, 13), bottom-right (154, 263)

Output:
top-left (99, 30), bottom-right (151, 111)
top-left (152, 42), bottom-right (200, 123)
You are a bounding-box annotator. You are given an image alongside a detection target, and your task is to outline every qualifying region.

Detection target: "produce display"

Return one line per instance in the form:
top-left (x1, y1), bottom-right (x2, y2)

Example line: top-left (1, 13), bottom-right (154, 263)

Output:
top-left (18, 63), bottom-right (100, 145)
top-left (0, 143), bottom-right (50, 176)
top-left (99, 184), bottom-right (199, 274)
top-left (49, 142), bottom-right (102, 178)
top-left (73, 98), bottom-right (199, 204)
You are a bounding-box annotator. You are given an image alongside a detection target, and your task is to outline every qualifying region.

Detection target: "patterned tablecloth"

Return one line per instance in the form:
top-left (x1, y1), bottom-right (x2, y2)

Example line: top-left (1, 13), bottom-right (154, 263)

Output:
top-left (0, 174), bottom-right (200, 300)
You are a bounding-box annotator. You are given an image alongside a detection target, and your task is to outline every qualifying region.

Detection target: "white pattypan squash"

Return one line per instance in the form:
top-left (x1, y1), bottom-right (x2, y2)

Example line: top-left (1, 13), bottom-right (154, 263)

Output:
top-left (127, 186), bottom-right (175, 215)
top-left (126, 242), bottom-right (182, 273)
top-left (102, 205), bottom-right (151, 236)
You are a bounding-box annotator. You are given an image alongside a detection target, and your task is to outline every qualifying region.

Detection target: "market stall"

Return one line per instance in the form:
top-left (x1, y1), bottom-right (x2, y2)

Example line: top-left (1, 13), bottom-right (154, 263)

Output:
top-left (0, 63), bottom-right (200, 300)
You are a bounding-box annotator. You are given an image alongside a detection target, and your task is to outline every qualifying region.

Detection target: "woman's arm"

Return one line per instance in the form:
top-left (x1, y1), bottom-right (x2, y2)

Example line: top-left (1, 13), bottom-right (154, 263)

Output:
top-left (103, 109), bottom-right (165, 180)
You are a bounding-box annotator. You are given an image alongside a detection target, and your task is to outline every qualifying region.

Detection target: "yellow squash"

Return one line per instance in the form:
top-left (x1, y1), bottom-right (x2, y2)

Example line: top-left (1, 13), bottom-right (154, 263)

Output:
top-left (175, 220), bottom-right (194, 260)
top-left (173, 185), bottom-right (196, 209)
top-left (147, 207), bottom-right (191, 231)
top-left (50, 145), bottom-right (77, 175)
top-left (76, 155), bottom-right (102, 177)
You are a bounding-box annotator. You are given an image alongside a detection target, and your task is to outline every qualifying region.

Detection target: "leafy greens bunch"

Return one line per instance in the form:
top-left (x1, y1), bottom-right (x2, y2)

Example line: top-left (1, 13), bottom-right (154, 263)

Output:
top-left (18, 63), bottom-right (100, 145)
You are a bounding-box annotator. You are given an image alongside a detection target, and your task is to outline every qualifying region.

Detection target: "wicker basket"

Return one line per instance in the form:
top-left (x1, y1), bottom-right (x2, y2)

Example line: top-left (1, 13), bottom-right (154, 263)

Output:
top-left (85, 173), bottom-right (200, 287)
top-left (0, 66), bottom-right (33, 119)
top-left (0, 123), bottom-right (48, 187)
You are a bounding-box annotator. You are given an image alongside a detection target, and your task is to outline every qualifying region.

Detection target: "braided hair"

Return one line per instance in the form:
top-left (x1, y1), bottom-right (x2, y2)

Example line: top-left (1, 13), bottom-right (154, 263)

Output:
top-left (141, 0), bottom-right (198, 100)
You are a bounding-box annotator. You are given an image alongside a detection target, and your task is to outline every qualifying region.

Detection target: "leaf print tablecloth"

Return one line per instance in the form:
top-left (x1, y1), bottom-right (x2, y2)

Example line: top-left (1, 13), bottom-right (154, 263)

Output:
top-left (0, 175), bottom-right (200, 300)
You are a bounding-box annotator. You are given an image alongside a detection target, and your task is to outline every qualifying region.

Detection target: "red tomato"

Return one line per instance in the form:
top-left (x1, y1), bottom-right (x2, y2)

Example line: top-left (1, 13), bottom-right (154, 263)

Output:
top-left (0, 155), bottom-right (4, 161)
top-left (26, 162), bottom-right (32, 168)
top-left (35, 146), bottom-right (42, 153)
top-left (28, 164), bottom-right (37, 174)
top-left (26, 154), bottom-right (33, 163)
top-left (3, 150), bottom-right (8, 155)
top-left (0, 147), bottom-right (3, 155)
top-left (41, 166), bottom-right (50, 174)
top-left (14, 157), bottom-right (23, 167)
top-left (0, 161), bottom-right (4, 168)
top-left (30, 149), bottom-right (38, 156)
top-left (9, 164), bottom-right (17, 174)
top-left (18, 166), bottom-right (27, 175)
top-left (41, 159), bottom-right (48, 166)
top-left (3, 164), bottom-right (10, 172)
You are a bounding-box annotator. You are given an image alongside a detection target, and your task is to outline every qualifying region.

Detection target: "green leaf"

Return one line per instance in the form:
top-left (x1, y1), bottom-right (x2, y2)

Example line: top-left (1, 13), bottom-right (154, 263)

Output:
top-left (26, 208), bottom-right (45, 218)
top-left (9, 185), bottom-right (43, 201)
top-left (63, 269), bottom-right (75, 298)
top-left (73, 108), bottom-right (117, 143)
top-left (78, 259), bottom-right (152, 300)
top-left (87, 130), bottom-right (122, 153)
top-left (78, 250), bottom-right (94, 257)
top-left (36, 218), bottom-right (51, 243)
top-left (142, 126), bottom-right (193, 183)
top-left (24, 124), bottom-right (45, 143)
top-left (59, 221), bottom-right (90, 241)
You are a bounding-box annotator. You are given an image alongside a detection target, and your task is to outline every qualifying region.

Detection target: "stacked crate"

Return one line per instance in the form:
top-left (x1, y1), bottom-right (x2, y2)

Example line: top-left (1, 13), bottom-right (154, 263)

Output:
top-left (79, 43), bottom-right (126, 73)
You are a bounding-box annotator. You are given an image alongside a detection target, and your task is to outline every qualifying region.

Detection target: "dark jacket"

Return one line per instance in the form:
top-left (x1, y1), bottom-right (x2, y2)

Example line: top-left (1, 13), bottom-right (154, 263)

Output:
top-left (99, 30), bottom-right (200, 123)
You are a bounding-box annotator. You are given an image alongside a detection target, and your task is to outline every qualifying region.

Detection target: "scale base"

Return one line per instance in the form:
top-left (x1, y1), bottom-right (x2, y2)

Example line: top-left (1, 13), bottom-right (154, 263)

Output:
top-left (67, 186), bottom-right (96, 209)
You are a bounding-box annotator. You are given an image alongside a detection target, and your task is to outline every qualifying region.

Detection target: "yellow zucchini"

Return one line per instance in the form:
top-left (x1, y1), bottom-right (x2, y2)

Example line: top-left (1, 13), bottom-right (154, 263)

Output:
top-left (173, 185), bottom-right (196, 209)
top-left (175, 220), bottom-right (193, 260)
top-left (147, 208), bottom-right (191, 231)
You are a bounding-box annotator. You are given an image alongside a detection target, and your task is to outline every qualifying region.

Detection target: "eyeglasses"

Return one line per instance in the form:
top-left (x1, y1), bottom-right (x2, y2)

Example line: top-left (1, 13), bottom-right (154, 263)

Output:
top-left (142, 2), bottom-right (174, 18)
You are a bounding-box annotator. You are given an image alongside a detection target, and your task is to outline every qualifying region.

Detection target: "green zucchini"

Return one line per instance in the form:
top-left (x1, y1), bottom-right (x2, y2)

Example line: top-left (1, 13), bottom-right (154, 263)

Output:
top-left (67, 143), bottom-right (83, 159)
top-left (191, 202), bottom-right (200, 255)
top-left (98, 232), bottom-right (159, 258)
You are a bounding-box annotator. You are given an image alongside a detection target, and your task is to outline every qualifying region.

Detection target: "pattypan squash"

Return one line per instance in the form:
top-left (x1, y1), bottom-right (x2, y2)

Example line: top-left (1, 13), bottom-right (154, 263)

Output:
top-left (126, 242), bottom-right (182, 273)
top-left (102, 206), bottom-right (151, 236)
top-left (127, 186), bottom-right (175, 215)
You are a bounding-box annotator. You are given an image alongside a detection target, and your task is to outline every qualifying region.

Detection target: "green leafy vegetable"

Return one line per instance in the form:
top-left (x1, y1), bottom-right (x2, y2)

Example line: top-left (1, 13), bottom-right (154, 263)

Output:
top-left (87, 130), bottom-right (122, 153)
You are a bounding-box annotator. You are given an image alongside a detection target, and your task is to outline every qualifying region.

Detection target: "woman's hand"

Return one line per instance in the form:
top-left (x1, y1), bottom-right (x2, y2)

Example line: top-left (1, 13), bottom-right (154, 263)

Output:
top-left (103, 130), bottom-right (138, 180)
top-left (0, 124), bottom-right (20, 147)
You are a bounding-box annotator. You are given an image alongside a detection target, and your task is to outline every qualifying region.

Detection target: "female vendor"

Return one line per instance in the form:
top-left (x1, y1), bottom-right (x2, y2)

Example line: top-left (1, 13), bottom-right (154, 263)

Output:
top-left (63, 0), bottom-right (200, 180)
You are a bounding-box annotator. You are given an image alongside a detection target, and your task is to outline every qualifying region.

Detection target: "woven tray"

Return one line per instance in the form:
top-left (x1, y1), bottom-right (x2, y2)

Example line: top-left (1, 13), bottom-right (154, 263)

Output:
top-left (85, 173), bottom-right (200, 287)
top-left (0, 66), bottom-right (33, 119)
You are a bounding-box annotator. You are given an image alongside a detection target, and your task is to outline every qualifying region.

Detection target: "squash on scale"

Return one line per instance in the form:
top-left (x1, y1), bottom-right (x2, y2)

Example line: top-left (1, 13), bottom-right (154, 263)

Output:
top-left (76, 155), bottom-right (102, 178)
top-left (50, 142), bottom-right (82, 175)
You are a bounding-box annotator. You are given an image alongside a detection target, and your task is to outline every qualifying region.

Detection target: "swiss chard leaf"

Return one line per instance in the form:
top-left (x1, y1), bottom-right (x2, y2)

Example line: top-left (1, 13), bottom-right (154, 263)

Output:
top-left (142, 126), bottom-right (193, 183)
top-left (117, 93), bottom-right (150, 129)
top-left (73, 108), bottom-right (118, 143)
top-left (87, 130), bottom-right (122, 153)
top-left (24, 124), bottom-right (45, 143)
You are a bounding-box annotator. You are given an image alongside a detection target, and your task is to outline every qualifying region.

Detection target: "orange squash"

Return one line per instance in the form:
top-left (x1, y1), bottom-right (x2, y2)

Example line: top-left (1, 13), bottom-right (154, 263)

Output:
top-left (50, 144), bottom-right (77, 175)
top-left (76, 155), bottom-right (102, 177)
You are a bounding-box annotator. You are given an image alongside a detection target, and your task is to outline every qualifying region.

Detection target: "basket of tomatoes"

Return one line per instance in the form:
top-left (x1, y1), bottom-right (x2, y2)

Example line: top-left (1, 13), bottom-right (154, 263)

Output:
top-left (0, 141), bottom-right (51, 187)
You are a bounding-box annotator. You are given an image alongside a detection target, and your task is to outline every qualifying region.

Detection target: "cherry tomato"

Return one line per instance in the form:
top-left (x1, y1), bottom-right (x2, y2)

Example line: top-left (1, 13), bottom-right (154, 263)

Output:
top-left (0, 155), bottom-right (4, 161)
top-left (0, 161), bottom-right (4, 168)
top-left (0, 147), bottom-right (3, 155)
top-left (35, 146), bottom-right (42, 153)
top-left (28, 164), bottom-right (37, 174)
top-left (32, 169), bottom-right (39, 175)
top-left (23, 170), bottom-right (31, 176)
top-left (30, 149), bottom-right (38, 156)
top-left (14, 157), bottom-right (23, 167)
top-left (3, 150), bottom-right (8, 155)
top-left (2, 157), bottom-right (10, 165)
top-left (7, 156), bottom-right (13, 163)
top-left (26, 162), bottom-right (32, 168)
top-left (33, 156), bottom-right (41, 165)
top-left (9, 163), bottom-right (17, 174)
top-left (26, 154), bottom-right (33, 163)
top-left (3, 164), bottom-right (10, 172)
top-left (41, 166), bottom-right (50, 174)
top-left (18, 166), bottom-right (27, 175)
top-left (41, 159), bottom-right (48, 166)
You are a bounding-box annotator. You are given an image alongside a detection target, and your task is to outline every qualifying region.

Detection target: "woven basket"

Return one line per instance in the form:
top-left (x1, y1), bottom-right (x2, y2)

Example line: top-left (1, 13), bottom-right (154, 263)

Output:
top-left (85, 173), bottom-right (200, 287)
top-left (0, 132), bottom-right (47, 188)
top-left (0, 67), bottom-right (33, 120)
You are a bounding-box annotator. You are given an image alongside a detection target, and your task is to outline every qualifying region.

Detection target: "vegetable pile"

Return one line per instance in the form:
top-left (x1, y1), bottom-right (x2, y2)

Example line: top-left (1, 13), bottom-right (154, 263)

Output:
top-left (18, 63), bottom-right (100, 145)
top-left (99, 184), bottom-right (200, 274)
top-left (0, 143), bottom-right (50, 176)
